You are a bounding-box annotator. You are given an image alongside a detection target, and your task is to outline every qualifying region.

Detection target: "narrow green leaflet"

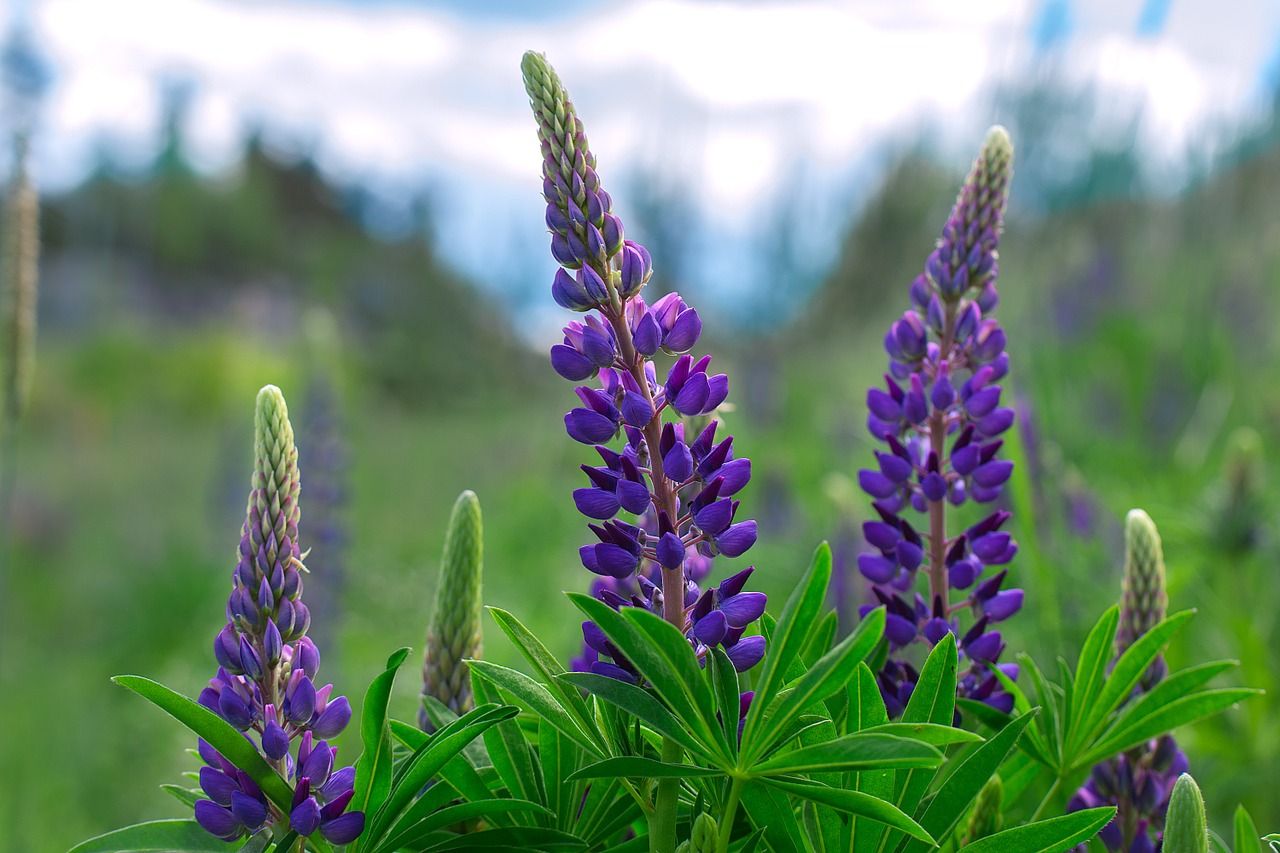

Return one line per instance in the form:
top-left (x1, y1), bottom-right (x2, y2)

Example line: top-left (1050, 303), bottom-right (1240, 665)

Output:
top-left (378, 799), bottom-right (553, 852)
top-left (467, 660), bottom-right (601, 756)
top-left (745, 607), bottom-right (885, 765)
top-left (763, 779), bottom-right (934, 845)
top-left (567, 756), bottom-right (725, 780)
top-left (753, 732), bottom-right (941, 776)
top-left (1073, 611), bottom-right (1193, 754)
top-left (366, 703), bottom-right (521, 846)
top-left (488, 607), bottom-right (602, 746)
top-left (558, 671), bottom-right (708, 759)
top-left (112, 676), bottom-right (293, 811)
top-left (1084, 688), bottom-right (1262, 765)
top-left (897, 712), bottom-right (1038, 853)
top-left (160, 784), bottom-right (203, 809)
top-left (1065, 606), bottom-right (1118, 749)
top-left (67, 820), bottom-right (238, 853)
top-left (569, 593), bottom-right (720, 751)
top-left (625, 607), bottom-right (727, 756)
top-left (891, 634), bottom-right (957, 823)
top-left (1234, 806), bottom-right (1263, 853)
top-left (959, 807), bottom-right (1116, 853)
top-left (741, 542), bottom-right (833, 748)
top-left (740, 780), bottom-right (807, 852)
top-left (802, 609), bottom-right (840, 668)
top-left (708, 647), bottom-right (742, 758)
top-left (860, 722), bottom-right (982, 747)
top-left (419, 826), bottom-right (588, 852)
top-left (352, 646), bottom-right (412, 851)
top-left (470, 675), bottom-right (546, 810)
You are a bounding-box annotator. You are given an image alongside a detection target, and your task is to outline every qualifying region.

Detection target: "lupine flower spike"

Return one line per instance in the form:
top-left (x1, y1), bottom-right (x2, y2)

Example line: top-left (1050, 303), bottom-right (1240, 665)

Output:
top-left (855, 127), bottom-right (1023, 717)
top-left (522, 51), bottom-right (765, 691)
top-left (193, 386), bottom-right (364, 845)
top-left (419, 489), bottom-right (484, 732)
top-left (1069, 509), bottom-right (1186, 853)
top-left (1117, 508), bottom-right (1168, 688)
top-left (1162, 774), bottom-right (1208, 853)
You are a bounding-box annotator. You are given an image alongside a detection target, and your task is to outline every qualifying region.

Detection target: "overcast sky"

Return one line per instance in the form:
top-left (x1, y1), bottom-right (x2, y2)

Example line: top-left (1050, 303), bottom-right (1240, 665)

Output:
top-left (13, 0), bottom-right (1280, 324)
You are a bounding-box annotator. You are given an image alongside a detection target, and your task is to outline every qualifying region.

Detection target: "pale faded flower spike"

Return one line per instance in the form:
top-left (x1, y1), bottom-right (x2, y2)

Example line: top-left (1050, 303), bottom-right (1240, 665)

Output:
top-left (2, 131), bottom-right (38, 424)
top-left (420, 490), bottom-right (484, 732)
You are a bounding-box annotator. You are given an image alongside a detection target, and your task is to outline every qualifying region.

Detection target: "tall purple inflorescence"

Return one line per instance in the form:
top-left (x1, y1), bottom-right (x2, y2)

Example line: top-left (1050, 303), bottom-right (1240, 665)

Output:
top-left (522, 51), bottom-right (764, 687)
top-left (193, 386), bottom-right (364, 845)
top-left (856, 127), bottom-right (1023, 719)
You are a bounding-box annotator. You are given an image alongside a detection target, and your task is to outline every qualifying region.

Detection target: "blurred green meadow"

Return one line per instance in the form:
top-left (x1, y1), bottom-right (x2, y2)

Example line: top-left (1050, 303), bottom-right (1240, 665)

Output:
top-left (6, 104), bottom-right (1280, 851)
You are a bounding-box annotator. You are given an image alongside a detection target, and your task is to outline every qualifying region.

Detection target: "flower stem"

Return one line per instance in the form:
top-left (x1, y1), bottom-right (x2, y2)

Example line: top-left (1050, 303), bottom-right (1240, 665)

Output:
top-left (651, 737), bottom-right (683, 852)
top-left (717, 777), bottom-right (746, 853)
top-left (1030, 776), bottom-right (1063, 822)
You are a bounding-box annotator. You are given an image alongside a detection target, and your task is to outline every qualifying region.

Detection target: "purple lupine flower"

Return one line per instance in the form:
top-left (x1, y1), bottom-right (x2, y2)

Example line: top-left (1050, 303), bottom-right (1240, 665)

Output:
top-left (194, 387), bottom-right (364, 845)
top-left (855, 128), bottom-right (1021, 718)
top-left (524, 50), bottom-right (765, 680)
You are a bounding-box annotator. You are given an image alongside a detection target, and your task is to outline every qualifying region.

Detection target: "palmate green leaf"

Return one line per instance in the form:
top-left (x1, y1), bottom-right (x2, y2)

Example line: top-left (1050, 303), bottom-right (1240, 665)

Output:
top-left (741, 542), bottom-right (833, 749)
top-left (367, 703), bottom-right (521, 848)
top-left (66, 820), bottom-right (238, 853)
top-left (558, 671), bottom-right (708, 759)
top-left (960, 807), bottom-right (1116, 853)
top-left (1084, 688), bottom-right (1263, 766)
top-left (897, 711), bottom-right (1038, 853)
top-left (112, 676), bottom-right (294, 812)
top-left (567, 756), bottom-right (726, 780)
top-left (753, 732), bottom-right (941, 776)
top-left (624, 607), bottom-right (728, 757)
top-left (745, 607), bottom-right (886, 765)
top-left (569, 593), bottom-right (723, 756)
top-left (763, 779), bottom-right (934, 845)
top-left (488, 607), bottom-right (604, 749)
top-left (1071, 610), bottom-right (1194, 756)
top-left (351, 646), bottom-right (412, 852)
top-left (467, 660), bottom-right (602, 756)
top-left (1235, 806), bottom-right (1263, 853)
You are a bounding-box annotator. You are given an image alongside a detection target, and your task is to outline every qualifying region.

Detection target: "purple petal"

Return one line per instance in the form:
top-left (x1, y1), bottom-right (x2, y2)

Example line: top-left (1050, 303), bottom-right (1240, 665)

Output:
top-left (320, 811), bottom-right (367, 846)
top-left (972, 460), bottom-right (1013, 489)
top-left (591, 661), bottom-right (638, 684)
top-left (724, 635), bottom-right (765, 671)
top-left (230, 790), bottom-right (267, 831)
top-left (573, 487), bottom-right (620, 520)
top-left (291, 796), bottom-right (322, 836)
top-left (858, 469), bottom-right (899, 499)
top-left (719, 592), bottom-right (767, 627)
top-left (616, 479), bottom-right (651, 515)
top-left (589, 543), bottom-right (640, 578)
top-left (655, 532), bottom-right (685, 571)
top-left (693, 610), bottom-right (729, 645)
top-left (565, 409), bottom-right (618, 444)
top-left (261, 719), bottom-right (290, 760)
top-left (312, 696), bottom-right (353, 739)
top-left (550, 344), bottom-right (596, 381)
top-left (670, 372), bottom-right (710, 417)
top-left (663, 309), bottom-right (702, 353)
top-left (199, 767), bottom-right (238, 807)
top-left (713, 521), bottom-right (757, 558)
top-left (857, 553), bottom-right (897, 584)
top-left (194, 800), bottom-right (243, 842)
top-left (694, 499), bottom-right (734, 536)
top-left (982, 589), bottom-right (1024, 622)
